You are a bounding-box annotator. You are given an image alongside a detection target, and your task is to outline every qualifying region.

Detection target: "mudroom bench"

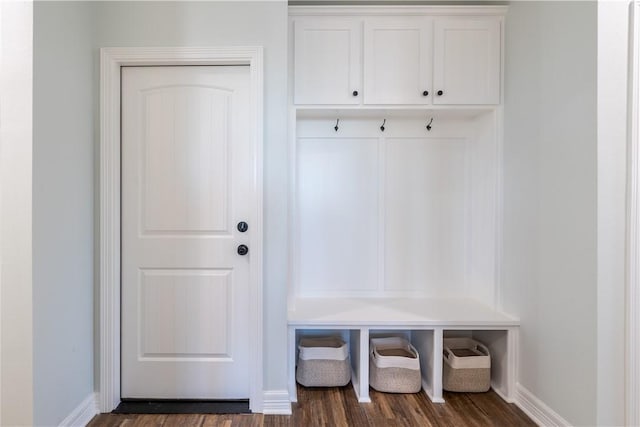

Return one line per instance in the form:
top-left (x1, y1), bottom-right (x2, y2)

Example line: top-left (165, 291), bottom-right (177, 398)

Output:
top-left (288, 297), bottom-right (519, 404)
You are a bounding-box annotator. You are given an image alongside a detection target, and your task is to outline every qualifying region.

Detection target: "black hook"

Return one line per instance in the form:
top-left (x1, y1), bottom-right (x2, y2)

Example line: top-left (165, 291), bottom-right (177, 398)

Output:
top-left (334, 118), bottom-right (339, 132)
top-left (426, 117), bottom-right (434, 131)
top-left (380, 119), bottom-right (386, 132)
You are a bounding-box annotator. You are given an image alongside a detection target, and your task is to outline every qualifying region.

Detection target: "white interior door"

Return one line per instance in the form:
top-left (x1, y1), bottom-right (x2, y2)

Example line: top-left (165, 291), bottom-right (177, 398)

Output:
top-left (121, 65), bottom-right (253, 399)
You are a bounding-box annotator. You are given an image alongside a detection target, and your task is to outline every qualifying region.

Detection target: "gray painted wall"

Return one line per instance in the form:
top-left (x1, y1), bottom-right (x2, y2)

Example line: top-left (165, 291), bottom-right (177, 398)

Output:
top-left (33, 3), bottom-right (95, 425)
top-left (33, 2), bottom-right (288, 425)
top-left (502, 2), bottom-right (598, 425)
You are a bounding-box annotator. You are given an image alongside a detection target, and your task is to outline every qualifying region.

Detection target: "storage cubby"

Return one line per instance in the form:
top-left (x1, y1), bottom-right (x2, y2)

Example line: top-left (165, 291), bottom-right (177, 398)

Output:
top-left (289, 328), bottom-right (365, 402)
top-left (442, 329), bottom-right (516, 401)
top-left (289, 324), bottom-right (517, 404)
top-left (370, 329), bottom-right (438, 401)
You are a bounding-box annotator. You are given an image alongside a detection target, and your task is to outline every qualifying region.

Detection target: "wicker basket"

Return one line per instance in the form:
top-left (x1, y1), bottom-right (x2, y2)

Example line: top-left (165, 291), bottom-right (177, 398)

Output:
top-left (296, 337), bottom-right (351, 387)
top-left (442, 338), bottom-right (491, 392)
top-left (369, 337), bottom-right (421, 393)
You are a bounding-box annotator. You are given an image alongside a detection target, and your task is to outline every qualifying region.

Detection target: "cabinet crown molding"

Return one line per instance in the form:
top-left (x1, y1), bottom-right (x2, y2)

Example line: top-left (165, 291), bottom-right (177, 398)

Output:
top-left (289, 5), bottom-right (508, 17)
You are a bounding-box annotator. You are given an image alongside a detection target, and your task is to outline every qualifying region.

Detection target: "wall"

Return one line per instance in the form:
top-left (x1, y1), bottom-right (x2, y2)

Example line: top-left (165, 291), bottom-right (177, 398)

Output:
top-left (0, 1), bottom-right (34, 425)
top-left (33, 3), bottom-right (95, 425)
top-left (33, 2), bottom-right (288, 422)
top-left (596, 1), bottom-right (628, 425)
top-left (502, 2), bottom-right (598, 425)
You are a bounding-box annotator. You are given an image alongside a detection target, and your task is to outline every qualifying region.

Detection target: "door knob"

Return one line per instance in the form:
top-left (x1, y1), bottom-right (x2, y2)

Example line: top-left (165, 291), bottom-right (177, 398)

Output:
top-left (237, 244), bottom-right (249, 256)
top-left (237, 221), bottom-right (248, 233)
top-left (437, 90), bottom-right (444, 96)
top-left (352, 90), bottom-right (359, 97)
top-left (422, 90), bottom-right (429, 96)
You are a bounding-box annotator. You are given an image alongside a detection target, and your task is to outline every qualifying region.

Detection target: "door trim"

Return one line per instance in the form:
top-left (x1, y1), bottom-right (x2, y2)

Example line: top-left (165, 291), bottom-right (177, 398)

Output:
top-left (99, 47), bottom-right (264, 413)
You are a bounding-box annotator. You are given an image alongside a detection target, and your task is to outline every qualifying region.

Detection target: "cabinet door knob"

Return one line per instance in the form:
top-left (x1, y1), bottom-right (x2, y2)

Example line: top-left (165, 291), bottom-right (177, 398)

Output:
top-left (422, 90), bottom-right (429, 96)
top-left (437, 90), bottom-right (444, 96)
top-left (352, 90), bottom-right (359, 97)
top-left (237, 244), bottom-right (249, 256)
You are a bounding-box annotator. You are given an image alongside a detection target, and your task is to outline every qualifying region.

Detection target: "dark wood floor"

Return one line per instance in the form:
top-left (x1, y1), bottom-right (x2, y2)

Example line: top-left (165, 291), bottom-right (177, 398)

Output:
top-left (87, 385), bottom-right (535, 427)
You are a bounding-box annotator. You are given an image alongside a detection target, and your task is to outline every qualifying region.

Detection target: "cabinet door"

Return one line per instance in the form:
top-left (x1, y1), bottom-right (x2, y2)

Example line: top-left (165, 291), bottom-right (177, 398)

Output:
top-left (433, 18), bottom-right (501, 105)
top-left (294, 18), bottom-right (362, 105)
top-left (363, 17), bottom-right (432, 105)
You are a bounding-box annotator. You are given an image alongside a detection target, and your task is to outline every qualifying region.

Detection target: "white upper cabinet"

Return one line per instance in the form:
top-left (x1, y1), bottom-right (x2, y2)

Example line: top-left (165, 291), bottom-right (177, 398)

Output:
top-left (291, 8), bottom-right (503, 106)
top-left (294, 17), bottom-right (362, 105)
top-left (433, 18), bottom-right (501, 105)
top-left (363, 17), bottom-right (432, 105)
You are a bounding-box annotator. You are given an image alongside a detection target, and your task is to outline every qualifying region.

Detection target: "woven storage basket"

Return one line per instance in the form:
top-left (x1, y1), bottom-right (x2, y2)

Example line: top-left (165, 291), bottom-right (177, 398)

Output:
top-left (369, 337), bottom-right (421, 393)
top-left (442, 338), bottom-right (491, 392)
top-left (296, 337), bottom-right (350, 387)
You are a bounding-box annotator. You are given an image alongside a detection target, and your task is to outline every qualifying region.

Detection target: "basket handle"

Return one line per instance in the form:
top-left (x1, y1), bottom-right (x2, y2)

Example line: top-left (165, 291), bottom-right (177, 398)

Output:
top-left (372, 343), bottom-right (419, 360)
top-left (475, 343), bottom-right (490, 357)
top-left (371, 346), bottom-right (387, 359)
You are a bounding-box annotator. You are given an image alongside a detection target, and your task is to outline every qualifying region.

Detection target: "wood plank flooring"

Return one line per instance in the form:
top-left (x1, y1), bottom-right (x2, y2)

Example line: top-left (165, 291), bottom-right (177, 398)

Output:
top-left (87, 385), bottom-right (535, 427)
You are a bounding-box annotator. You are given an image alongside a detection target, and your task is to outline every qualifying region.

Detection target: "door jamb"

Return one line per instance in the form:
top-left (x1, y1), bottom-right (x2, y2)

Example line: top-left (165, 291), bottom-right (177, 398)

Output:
top-left (99, 46), bottom-right (264, 413)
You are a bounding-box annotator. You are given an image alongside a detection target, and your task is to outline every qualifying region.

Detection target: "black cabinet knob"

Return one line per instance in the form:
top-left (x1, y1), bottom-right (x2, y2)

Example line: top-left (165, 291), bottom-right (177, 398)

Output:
top-left (422, 91), bottom-right (429, 96)
top-left (237, 244), bottom-right (249, 256)
top-left (237, 221), bottom-right (248, 233)
top-left (352, 90), bottom-right (359, 97)
top-left (437, 90), bottom-right (444, 96)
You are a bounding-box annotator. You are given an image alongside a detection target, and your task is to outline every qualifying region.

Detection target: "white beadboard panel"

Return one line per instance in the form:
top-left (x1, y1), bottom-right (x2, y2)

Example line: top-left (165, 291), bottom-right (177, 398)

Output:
top-left (296, 137), bottom-right (379, 295)
top-left (467, 113), bottom-right (498, 306)
top-left (384, 137), bottom-right (468, 295)
top-left (142, 86), bottom-right (230, 235)
top-left (140, 269), bottom-right (232, 358)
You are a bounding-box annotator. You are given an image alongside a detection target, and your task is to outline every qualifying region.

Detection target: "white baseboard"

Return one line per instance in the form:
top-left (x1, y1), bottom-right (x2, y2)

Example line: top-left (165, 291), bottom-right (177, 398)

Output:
top-left (514, 383), bottom-right (570, 427)
top-left (59, 392), bottom-right (99, 427)
top-left (491, 384), bottom-right (513, 404)
top-left (262, 390), bottom-right (292, 415)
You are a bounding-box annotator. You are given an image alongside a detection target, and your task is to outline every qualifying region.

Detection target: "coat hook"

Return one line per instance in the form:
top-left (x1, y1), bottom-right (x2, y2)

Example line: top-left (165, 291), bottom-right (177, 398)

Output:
top-left (380, 119), bottom-right (386, 132)
top-left (426, 117), bottom-right (434, 131)
top-left (334, 118), bottom-right (340, 132)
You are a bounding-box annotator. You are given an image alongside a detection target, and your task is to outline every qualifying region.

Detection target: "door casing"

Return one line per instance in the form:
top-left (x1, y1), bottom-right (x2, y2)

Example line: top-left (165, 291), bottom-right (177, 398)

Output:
top-left (99, 46), bottom-right (264, 413)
